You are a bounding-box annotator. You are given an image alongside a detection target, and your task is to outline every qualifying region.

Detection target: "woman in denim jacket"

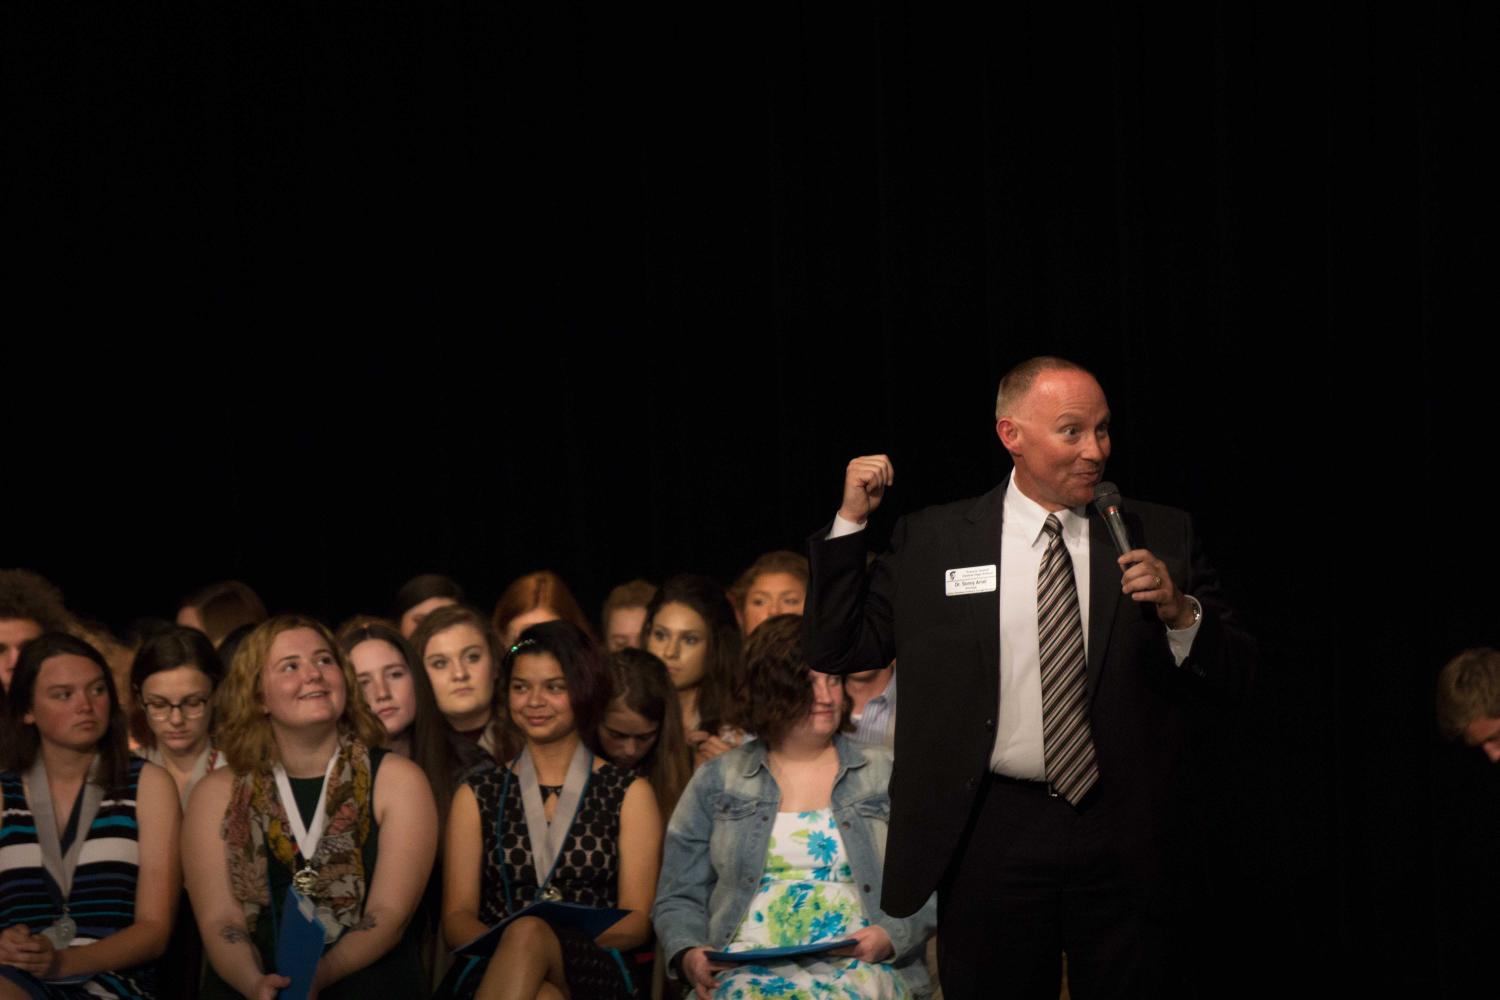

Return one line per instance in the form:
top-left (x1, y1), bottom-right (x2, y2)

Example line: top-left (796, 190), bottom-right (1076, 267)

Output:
top-left (653, 615), bottom-right (935, 999)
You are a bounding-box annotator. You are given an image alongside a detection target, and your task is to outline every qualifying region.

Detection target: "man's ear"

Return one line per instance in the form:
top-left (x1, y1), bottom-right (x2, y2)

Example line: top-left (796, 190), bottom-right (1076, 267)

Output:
top-left (996, 417), bottom-right (1022, 456)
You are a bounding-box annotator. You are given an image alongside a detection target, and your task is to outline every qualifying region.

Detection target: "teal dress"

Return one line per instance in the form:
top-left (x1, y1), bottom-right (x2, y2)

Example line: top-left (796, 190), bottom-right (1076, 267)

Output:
top-left (201, 749), bottom-right (426, 999)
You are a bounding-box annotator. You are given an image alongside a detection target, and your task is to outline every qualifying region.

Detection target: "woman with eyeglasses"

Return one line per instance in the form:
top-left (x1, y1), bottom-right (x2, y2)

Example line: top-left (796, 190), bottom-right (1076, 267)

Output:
top-left (131, 626), bottom-right (226, 808)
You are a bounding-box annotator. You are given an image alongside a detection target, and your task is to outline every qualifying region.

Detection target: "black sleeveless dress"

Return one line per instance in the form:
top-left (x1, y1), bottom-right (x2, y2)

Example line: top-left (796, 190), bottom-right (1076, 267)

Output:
top-left (438, 760), bottom-right (638, 1000)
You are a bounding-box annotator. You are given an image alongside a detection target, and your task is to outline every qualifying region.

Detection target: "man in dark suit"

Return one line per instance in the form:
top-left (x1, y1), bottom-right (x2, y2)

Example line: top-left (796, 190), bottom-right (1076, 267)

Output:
top-left (805, 357), bottom-right (1252, 999)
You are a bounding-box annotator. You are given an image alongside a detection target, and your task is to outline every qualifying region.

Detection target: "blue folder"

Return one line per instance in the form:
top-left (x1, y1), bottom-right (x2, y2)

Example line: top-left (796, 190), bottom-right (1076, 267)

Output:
top-left (705, 938), bottom-right (856, 963)
top-left (273, 886), bottom-right (326, 1000)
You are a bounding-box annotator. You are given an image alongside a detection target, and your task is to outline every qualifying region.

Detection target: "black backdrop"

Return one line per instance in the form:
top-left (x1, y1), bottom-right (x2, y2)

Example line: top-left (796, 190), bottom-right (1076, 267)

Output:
top-left (4, 0), bottom-right (1499, 992)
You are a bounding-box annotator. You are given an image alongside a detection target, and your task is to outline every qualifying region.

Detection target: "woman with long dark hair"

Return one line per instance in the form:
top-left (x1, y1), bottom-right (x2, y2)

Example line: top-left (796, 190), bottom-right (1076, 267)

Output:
top-left (439, 621), bottom-right (661, 1000)
top-left (598, 648), bottom-right (691, 824)
top-left (641, 575), bottom-right (746, 769)
top-left (0, 633), bottom-right (179, 999)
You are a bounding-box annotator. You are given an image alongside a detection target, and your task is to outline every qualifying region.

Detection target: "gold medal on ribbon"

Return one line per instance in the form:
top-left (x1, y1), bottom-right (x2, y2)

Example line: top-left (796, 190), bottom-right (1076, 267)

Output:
top-left (293, 866), bottom-right (318, 895)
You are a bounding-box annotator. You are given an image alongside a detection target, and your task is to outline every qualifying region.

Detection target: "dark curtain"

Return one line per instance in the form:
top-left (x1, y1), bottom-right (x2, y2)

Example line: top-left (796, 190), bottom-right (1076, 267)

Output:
top-left (3, 1), bottom-right (1498, 991)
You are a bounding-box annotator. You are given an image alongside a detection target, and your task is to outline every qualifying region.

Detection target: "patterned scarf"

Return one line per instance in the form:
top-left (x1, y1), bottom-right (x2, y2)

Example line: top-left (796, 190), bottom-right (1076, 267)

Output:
top-left (222, 737), bottom-right (373, 943)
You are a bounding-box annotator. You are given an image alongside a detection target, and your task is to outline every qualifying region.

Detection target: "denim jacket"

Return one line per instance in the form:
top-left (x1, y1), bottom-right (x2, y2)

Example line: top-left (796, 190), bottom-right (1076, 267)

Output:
top-left (652, 735), bottom-right (936, 996)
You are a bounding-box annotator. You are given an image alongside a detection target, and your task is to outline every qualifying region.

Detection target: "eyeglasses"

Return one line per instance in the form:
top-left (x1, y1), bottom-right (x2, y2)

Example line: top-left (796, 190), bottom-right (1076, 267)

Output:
top-left (142, 695), bottom-right (210, 721)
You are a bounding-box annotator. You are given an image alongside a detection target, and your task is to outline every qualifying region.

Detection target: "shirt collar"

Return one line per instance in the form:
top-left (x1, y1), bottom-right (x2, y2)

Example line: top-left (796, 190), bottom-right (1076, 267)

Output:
top-left (1004, 470), bottom-right (1088, 547)
top-left (738, 733), bottom-right (866, 778)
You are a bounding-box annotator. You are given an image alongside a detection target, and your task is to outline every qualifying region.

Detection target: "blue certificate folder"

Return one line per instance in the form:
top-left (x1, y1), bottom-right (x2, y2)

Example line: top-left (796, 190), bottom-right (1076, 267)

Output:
top-left (455, 901), bottom-right (630, 959)
top-left (705, 939), bottom-right (856, 963)
top-left (273, 887), bottom-right (326, 1000)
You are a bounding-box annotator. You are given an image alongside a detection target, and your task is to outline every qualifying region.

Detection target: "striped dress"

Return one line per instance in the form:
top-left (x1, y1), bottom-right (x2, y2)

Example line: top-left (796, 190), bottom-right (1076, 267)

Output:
top-left (0, 758), bottom-right (157, 1000)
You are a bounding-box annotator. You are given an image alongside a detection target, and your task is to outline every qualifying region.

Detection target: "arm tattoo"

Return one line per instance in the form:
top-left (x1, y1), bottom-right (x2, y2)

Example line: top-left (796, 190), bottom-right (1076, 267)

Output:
top-left (352, 914), bottom-right (377, 932)
top-left (219, 925), bottom-right (251, 945)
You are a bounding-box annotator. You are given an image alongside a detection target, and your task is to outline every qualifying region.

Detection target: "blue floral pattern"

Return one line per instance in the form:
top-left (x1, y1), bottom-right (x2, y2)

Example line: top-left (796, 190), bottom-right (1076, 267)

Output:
top-left (716, 810), bottom-right (908, 1000)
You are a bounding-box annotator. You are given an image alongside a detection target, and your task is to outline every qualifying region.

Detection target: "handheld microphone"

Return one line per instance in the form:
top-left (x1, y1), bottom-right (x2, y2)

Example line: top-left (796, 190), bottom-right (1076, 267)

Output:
top-left (1091, 482), bottom-right (1132, 559)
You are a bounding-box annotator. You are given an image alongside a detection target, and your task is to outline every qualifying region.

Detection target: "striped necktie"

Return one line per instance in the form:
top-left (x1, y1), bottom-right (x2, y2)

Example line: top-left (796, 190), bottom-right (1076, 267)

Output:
top-left (1038, 513), bottom-right (1099, 806)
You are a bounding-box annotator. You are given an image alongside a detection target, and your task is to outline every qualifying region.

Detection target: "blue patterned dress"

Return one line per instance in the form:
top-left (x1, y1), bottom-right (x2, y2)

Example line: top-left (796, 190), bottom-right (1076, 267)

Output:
top-left (714, 809), bottom-right (908, 1000)
top-left (0, 758), bottom-right (156, 999)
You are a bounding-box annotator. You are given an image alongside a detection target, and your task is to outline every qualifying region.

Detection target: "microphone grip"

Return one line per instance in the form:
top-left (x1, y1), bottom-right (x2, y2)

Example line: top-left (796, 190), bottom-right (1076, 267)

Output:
top-left (1103, 510), bottom-right (1131, 558)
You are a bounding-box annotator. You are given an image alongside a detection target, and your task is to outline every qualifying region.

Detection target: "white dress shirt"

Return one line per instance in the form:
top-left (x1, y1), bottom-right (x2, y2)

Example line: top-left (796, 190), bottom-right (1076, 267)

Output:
top-left (830, 471), bottom-right (1202, 782)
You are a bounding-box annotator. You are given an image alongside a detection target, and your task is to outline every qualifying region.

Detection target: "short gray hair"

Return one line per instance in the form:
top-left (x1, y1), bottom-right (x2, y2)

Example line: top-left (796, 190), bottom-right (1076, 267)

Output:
top-left (1436, 647), bottom-right (1500, 741)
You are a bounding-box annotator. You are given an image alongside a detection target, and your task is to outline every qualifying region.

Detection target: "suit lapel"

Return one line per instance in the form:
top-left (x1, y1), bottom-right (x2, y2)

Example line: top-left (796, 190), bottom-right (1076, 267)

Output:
top-left (963, 484), bottom-right (1006, 716)
top-left (1086, 507), bottom-right (1120, 704)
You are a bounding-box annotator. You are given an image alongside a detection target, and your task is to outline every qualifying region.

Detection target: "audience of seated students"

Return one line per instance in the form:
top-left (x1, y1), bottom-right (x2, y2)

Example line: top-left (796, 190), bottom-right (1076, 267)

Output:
top-left (175, 581), bottom-right (267, 649)
top-left (600, 648), bottom-right (692, 824)
top-left (0, 568), bottom-right (73, 692)
top-left (393, 575), bottom-right (467, 639)
top-left (600, 580), bottom-right (656, 653)
top-left (131, 625), bottom-right (227, 805)
top-left (492, 571), bottom-right (597, 649)
top-left (412, 605), bottom-right (509, 759)
top-left (183, 615), bottom-right (437, 1000)
top-left (641, 575), bottom-right (747, 770)
top-left (0, 633), bottom-right (180, 1000)
top-left (653, 614), bottom-right (936, 1000)
top-left (729, 551), bottom-right (807, 636)
top-left (0, 551), bottom-right (937, 997)
top-left (438, 621), bottom-right (661, 1000)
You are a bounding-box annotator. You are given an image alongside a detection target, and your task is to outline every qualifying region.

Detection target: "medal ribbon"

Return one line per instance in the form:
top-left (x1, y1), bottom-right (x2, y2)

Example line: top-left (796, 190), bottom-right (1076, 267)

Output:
top-left (271, 751), bottom-right (340, 868)
top-left (24, 756), bottom-right (105, 932)
top-left (514, 741), bottom-right (592, 894)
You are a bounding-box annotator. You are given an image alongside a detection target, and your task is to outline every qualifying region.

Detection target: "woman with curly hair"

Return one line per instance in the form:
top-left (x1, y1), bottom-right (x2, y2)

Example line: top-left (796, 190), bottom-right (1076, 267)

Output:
top-left (182, 615), bottom-right (436, 1000)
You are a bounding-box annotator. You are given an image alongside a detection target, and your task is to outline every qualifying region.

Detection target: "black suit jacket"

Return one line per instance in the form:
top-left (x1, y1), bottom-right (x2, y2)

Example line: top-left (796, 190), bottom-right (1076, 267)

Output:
top-left (805, 479), bottom-right (1253, 917)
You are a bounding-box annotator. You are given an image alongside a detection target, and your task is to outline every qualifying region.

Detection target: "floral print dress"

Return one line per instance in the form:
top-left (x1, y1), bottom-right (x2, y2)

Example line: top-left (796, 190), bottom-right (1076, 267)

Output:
top-left (715, 809), bottom-right (908, 1000)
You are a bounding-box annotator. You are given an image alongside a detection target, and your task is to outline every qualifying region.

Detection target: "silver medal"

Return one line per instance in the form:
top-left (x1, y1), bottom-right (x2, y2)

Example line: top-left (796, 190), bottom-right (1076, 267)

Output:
top-left (42, 915), bottom-right (76, 947)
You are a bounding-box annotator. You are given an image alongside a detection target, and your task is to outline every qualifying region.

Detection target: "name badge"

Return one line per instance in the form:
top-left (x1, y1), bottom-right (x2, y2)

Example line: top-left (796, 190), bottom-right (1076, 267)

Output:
top-left (944, 564), bottom-right (996, 596)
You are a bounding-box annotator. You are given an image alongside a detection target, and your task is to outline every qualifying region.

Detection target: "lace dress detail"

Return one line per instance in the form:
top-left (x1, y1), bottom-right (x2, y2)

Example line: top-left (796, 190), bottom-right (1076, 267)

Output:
top-left (437, 760), bottom-right (637, 1000)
